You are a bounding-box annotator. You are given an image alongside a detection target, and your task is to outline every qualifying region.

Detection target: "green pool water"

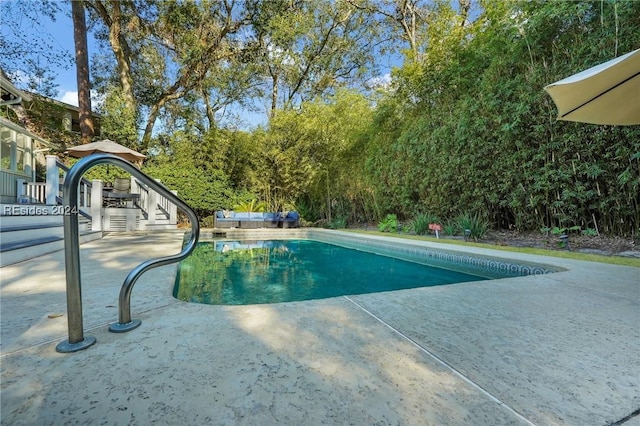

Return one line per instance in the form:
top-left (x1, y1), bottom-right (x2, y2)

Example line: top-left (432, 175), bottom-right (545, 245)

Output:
top-left (174, 240), bottom-right (488, 305)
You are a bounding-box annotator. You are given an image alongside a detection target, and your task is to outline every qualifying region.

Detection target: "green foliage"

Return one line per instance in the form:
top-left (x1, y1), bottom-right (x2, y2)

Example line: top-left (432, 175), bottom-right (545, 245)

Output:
top-left (234, 199), bottom-right (267, 212)
top-left (409, 212), bottom-right (441, 235)
top-left (0, 1), bottom-right (68, 97)
top-left (142, 162), bottom-right (237, 219)
top-left (361, 0), bottom-right (640, 237)
top-left (142, 131), bottom-right (253, 219)
top-left (325, 216), bottom-right (347, 229)
top-left (378, 214), bottom-right (398, 233)
top-left (443, 222), bottom-right (458, 237)
top-left (200, 215), bottom-right (216, 228)
top-left (551, 226), bottom-right (581, 236)
top-left (453, 213), bottom-right (489, 242)
top-left (98, 86), bottom-right (139, 147)
top-left (256, 89), bottom-right (374, 223)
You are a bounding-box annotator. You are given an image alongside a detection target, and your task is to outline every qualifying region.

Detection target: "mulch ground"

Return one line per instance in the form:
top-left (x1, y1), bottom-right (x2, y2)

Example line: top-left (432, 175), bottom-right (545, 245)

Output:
top-left (481, 230), bottom-right (638, 257)
top-left (352, 226), bottom-right (638, 258)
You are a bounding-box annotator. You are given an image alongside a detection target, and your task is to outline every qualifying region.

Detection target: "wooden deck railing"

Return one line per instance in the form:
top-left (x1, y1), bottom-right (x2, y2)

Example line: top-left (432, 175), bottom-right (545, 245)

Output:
top-left (35, 155), bottom-right (178, 230)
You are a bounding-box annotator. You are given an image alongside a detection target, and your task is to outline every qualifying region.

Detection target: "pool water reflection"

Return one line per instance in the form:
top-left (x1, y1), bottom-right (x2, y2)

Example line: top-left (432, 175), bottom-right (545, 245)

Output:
top-left (174, 240), bottom-right (487, 305)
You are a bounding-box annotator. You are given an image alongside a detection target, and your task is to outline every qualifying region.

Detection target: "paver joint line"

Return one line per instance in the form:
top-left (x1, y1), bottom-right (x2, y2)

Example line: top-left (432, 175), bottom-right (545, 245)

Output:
top-left (343, 295), bottom-right (538, 426)
top-left (607, 408), bottom-right (640, 426)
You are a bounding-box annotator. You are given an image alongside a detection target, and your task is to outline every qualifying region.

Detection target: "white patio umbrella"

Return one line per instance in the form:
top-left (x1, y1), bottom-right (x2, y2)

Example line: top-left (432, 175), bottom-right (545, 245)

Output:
top-left (66, 139), bottom-right (146, 163)
top-left (544, 48), bottom-right (640, 125)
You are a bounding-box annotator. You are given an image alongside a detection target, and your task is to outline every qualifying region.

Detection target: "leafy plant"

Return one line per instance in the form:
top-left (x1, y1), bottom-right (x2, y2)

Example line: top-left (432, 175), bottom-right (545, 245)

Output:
top-left (454, 212), bottom-right (489, 241)
top-left (378, 214), bottom-right (398, 232)
top-left (551, 226), bottom-right (581, 235)
top-left (234, 199), bottom-right (267, 212)
top-left (582, 228), bottom-right (598, 237)
top-left (142, 162), bottom-right (237, 219)
top-left (200, 215), bottom-right (216, 228)
top-left (326, 216), bottom-right (347, 229)
top-left (444, 222), bottom-right (458, 236)
top-left (410, 212), bottom-right (440, 235)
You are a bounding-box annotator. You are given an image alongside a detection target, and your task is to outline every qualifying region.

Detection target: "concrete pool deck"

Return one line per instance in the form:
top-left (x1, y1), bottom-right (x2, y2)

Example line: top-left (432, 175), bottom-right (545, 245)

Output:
top-left (1, 230), bottom-right (638, 425)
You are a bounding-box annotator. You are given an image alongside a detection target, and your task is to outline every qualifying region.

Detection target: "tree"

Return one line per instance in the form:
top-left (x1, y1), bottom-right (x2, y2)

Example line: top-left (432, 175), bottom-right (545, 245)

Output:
top-left (0, 0), bottom-right (69, 97)
top-left (88, 0), bottom-right (138, 128)
top-left (255, 90), bottom-right (373, 221)
top-left (254, 0), bottom-right (380, 115)
top-left (71, 0), bottom-right (95, 143)
top-left (142, 131), bottom-right (249, 218)
top-left (362, 0), bottom-right (640, 235)
top-left (87, 0), bottom-right (258, 147)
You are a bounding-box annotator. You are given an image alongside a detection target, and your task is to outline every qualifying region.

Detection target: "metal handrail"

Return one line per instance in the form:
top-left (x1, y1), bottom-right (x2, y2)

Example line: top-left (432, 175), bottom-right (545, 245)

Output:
top-left (55, 153), bottom-right (200, 353)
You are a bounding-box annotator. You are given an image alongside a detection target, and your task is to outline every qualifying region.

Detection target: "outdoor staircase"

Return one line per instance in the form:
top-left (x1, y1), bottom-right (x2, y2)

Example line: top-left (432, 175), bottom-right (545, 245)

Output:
top-left (0, 204), bottom-right (103, 267)
top-left (141, 206), bottom-right (176, 230)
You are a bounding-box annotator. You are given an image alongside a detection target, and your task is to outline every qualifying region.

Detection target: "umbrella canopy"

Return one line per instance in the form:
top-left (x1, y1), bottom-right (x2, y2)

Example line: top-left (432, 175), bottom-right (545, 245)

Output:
top-left (544, 48), bottom-right (640, 125)
top-left (66, 139), bottom-right (146, 163)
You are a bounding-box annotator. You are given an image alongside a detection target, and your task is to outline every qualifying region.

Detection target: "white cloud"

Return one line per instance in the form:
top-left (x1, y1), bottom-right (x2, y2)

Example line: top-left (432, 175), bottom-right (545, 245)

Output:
top-left (366, 73), bottom-right (392, 90)
top-left (59, 91), bottom-right (79, 106)
top-left (58, 91), bottom-right (104, 109)
top-left (267, 42), bottom-right (295, 66)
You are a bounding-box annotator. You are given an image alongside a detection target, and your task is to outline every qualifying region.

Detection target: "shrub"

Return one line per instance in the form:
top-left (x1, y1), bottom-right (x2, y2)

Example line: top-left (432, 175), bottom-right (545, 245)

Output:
top-left (326, 216), bottom-right (347, 229)
top-left (551, 225), bottom-right (581, 235)
top-left (142, 163), bottom-right (238, 219)
top-left (444, 222), bottom-right (458, 236)
top-left (234, 199), bottom-right (267, 212)
top-left (378, 214), bottom-right (398, 232)
top-left (410, 212), bottom-right (440, 235)
top-left (454, 212), bottom-right (489, 241)
top-left (200, 215), bottom-right (216, 228)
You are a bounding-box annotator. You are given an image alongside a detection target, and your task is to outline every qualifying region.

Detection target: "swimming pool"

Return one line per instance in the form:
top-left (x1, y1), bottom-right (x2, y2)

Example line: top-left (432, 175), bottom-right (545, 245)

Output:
top-left (174, 232), bottom-right (560, 305)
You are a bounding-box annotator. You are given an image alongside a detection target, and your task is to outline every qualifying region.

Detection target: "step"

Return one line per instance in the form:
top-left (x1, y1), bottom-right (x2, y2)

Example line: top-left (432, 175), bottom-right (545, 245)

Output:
top-left (0, 216), bottom-right (91, 236)
top-left (142, 223), bottom-right (179, 230)
top-left (139, 211), bottom-right (170, 221)
top-left (0, 223), bottom-right (64, 245)
top-left (0, 211), bottom-right (65, 227)
top-left (0, 230), bottom-right (102, 267)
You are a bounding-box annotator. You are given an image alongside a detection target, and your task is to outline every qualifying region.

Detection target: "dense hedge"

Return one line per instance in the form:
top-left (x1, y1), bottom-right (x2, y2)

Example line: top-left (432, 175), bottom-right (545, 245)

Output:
top-left (362, 1), bottom-right (640, 236)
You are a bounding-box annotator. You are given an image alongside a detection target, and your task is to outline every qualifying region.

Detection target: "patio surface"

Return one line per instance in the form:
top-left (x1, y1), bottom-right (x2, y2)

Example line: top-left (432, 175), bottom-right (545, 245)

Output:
top-left (1, 230), bottom-right (638, 425)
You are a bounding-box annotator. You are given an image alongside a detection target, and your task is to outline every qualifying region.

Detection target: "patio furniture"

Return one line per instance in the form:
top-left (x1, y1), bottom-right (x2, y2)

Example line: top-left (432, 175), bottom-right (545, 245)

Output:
top-left (215, 210), bottom-right (240, 228)
top-left (279, 211), bottom-right (299, 228)
top-left (103, 177), bottom-right (139, 208)
top-left (263, 212), bottom-right (279, 228)
top-left (214, 211), bottom-right (300, 228)
top-left (235, 212), bottom-right (264, 229)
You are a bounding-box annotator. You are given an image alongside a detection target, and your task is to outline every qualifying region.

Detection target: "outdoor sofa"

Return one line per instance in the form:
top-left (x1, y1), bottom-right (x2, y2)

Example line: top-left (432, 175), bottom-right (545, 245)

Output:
top-left (214, 211), bottom-right (299, 229)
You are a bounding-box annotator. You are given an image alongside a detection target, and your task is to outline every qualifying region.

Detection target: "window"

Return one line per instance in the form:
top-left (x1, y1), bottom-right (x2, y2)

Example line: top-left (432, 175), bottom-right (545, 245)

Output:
top-left (1, 128), bottom-right (11, 170)
top-left (0, 125), bottom-right (32, 175)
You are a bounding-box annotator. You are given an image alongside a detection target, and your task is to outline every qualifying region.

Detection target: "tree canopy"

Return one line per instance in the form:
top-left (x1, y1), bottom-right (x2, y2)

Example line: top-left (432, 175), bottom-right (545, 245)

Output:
top-left (3, 0), bottom-right (639, 236)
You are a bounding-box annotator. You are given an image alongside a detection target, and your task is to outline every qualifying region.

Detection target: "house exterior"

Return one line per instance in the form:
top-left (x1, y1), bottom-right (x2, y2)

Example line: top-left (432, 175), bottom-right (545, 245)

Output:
top-left (0, 75), bottom-right (53, 203)
top-left (1, 73), bottom-right (177, 268)
top-left (0, 116), bottom-right (53, 203)
top-left (0, 73), bottom-right (102, 203)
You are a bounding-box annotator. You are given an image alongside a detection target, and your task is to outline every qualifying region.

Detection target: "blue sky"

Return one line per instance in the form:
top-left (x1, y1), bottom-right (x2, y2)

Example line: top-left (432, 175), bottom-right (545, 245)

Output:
top-left (36, 9), bottom-right (90, 106)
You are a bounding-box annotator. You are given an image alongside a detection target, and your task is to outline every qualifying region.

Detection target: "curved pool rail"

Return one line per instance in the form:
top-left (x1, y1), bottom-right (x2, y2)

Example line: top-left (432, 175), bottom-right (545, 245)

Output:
top-left (55, 153), bottom-right (200, 353)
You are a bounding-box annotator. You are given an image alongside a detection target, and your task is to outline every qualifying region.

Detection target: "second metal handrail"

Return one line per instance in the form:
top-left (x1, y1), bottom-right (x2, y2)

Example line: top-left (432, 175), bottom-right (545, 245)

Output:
top-left (55, 153), bottom-right (200, 353)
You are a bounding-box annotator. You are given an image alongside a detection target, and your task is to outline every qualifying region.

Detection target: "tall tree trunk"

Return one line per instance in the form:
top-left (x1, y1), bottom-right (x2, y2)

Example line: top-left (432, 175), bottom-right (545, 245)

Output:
top-left (89, 1), bottom-right (137, 128)
top-left (72, 0), bottom-right (94, 143)
top-left (270, 73), bottom-right (278, 117)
